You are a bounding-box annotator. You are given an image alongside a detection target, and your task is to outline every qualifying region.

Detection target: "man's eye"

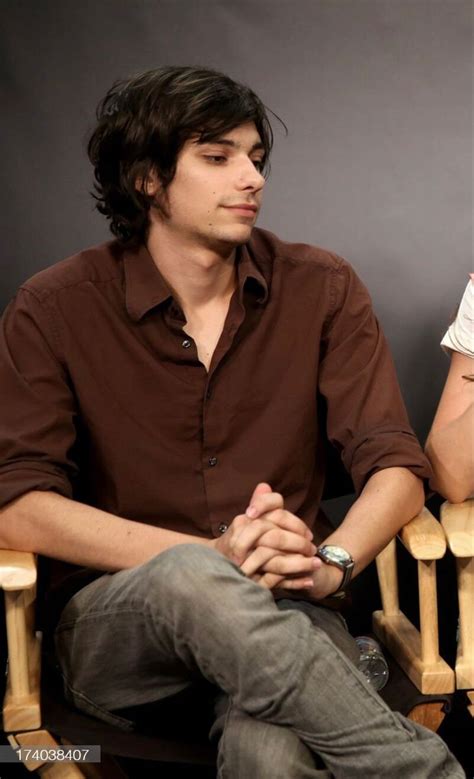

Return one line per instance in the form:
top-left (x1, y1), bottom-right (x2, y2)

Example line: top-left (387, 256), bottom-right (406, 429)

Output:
top-left (204, 155), bottom-right (227, 164)
top-left (252, 159), bottom-right (265, 172)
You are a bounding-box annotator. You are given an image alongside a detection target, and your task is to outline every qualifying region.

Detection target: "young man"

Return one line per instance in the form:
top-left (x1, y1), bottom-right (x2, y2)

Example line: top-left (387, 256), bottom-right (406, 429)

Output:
top-left (0, 67), bottom-right (463, 777)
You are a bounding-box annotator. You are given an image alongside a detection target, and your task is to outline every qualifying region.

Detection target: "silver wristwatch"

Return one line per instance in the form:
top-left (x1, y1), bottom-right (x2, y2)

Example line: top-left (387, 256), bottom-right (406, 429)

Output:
top-left (316, 544), bottom-right (354, 598)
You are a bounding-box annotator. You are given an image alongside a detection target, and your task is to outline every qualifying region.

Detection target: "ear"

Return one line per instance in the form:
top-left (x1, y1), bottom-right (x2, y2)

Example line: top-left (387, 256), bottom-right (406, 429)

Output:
top-left (135, 169), bottom-right (160, 197)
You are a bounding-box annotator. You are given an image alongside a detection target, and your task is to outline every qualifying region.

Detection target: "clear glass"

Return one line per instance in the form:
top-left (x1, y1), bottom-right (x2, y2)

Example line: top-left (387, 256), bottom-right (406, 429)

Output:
top-left (355, 635), bottom-right (389, 691)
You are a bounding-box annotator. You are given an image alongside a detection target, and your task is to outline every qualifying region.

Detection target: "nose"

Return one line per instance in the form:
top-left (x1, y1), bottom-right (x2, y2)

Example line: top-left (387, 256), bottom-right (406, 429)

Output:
top-left (236, 156), bottom-right (266, 192)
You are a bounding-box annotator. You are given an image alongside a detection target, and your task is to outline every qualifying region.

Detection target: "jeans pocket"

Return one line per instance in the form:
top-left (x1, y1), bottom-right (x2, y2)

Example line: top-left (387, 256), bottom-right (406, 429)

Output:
top-left (62, 676), bottom-right (136, 731)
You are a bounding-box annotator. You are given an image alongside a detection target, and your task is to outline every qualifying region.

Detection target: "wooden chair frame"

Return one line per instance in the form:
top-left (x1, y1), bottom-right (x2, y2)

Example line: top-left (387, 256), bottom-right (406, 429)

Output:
top-left (440, 499), bottom-right (474, 715)
top-left (373, 507), bottom-right (454, 697)
top-left (0, 551), bottom-right (83, 776)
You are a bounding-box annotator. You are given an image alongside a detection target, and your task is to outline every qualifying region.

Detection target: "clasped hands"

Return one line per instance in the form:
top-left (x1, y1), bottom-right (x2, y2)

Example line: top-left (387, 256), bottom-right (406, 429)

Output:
top-left (213, 483), bottom-right (344, 599)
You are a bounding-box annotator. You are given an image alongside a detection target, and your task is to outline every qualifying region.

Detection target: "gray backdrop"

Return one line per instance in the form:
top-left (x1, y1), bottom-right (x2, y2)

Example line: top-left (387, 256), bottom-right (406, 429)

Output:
top-left (1, 0), bottom-right (472, 441)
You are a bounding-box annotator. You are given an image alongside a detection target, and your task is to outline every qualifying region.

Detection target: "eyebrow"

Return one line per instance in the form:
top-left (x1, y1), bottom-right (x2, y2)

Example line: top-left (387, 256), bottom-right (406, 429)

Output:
top-left (197, 138), bottom-right (265, 154)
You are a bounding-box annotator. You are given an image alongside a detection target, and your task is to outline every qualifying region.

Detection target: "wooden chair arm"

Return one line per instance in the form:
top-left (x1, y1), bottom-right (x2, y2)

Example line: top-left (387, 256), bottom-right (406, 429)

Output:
top-left (0, 549), bottom-right (37, 591)
top-left (440, 499), bottom-right (474, 691)
top-left (373, 508), bottom-right (454, 694)
top-left (440, 499), bottom-right (474, 557)
top-left (398, 507), bottom-right (446, 560)
top-left (375, 508), bottom-right (445, 616)
top-left (0, 548), bottom-right (41, 732)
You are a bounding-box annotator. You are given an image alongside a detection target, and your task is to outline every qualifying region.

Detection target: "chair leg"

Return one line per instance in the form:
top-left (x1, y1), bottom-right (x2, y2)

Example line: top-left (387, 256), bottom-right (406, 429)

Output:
top-left (407, 701), bottom-right (446, 732)
top-left (37, 763), bottom-right (88, 778)
top-left (455, 557), bottom-right (474, 689)
top-left (418, 559), bottom-right (440, 667)
top-left (467, 690), bottom-right (474, 718)
top-left (373, 555), bottom-right (454, 694)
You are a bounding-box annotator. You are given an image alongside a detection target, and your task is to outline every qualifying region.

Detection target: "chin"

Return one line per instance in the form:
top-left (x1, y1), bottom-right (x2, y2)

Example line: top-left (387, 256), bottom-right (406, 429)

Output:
top-left (215, 225), bottom-right (254, 246)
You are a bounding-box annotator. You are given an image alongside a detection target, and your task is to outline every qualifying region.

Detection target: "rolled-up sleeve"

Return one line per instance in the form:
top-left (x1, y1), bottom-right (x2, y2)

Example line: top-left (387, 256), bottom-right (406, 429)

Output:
top-left (0, 288), bottom-right (77, 508)
top-left (318, 260), bottom-right (432, 495)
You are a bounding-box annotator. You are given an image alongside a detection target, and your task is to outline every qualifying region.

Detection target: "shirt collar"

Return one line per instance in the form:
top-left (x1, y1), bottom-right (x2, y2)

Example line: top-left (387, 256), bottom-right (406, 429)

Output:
top-left (236, 241), bottom-right (269, 305)
top-left (124, 243), bottom-right (174, 322)
top-left (123, 235), bottom-right (269, 323)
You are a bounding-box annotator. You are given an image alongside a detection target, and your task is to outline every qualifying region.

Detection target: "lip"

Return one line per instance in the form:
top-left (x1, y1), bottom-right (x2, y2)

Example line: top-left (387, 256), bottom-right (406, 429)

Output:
top-left (223, 204), bottom-right (258, 215)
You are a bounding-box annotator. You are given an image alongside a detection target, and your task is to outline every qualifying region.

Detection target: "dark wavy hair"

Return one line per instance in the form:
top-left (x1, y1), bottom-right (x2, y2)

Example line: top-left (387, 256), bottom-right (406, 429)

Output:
top-left (87, 66), bottom-right (279, 247)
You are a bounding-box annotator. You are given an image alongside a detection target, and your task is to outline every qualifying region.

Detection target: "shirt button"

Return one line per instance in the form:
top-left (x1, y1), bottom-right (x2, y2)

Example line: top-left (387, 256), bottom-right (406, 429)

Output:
top-left (182, 339), bottom-right (192, 349)
top-left (218, 523), bottom-right (228, 534)
top-left (208, 456), bottom-right (218, 467)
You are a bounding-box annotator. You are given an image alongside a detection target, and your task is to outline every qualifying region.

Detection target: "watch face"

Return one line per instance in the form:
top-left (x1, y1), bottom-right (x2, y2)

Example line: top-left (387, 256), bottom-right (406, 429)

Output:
top-left (320, 545), bottom-right (352, 565)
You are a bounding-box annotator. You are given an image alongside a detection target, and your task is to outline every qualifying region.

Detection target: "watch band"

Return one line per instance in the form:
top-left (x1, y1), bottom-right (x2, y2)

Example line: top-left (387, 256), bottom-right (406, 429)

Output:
top-left (316, 545), bottom-right (354, 598)
top-left (328, 566), bottom-right (352, 598)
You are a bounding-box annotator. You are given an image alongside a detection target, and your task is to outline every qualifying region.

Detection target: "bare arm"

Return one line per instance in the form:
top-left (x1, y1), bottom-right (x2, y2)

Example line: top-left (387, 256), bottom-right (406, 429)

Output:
top-left (425, 351), bottom-right (474, 503)
top-left (311, 466), bottom-right (425, 592)
top-left (0, 490), bottom-right (214, 570)
top-left (246, 466), bottom-right (425, 598)
top-left (0, 488), bottom-right (315, 582)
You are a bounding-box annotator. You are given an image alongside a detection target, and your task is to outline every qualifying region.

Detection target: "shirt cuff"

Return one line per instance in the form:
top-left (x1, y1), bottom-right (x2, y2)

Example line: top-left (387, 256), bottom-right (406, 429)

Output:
top-left (0, 465), bottom-right (72, 509)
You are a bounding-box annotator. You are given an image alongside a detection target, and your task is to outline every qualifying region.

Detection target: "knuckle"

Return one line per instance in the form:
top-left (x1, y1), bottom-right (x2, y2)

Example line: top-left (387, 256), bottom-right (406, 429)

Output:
top-left (266, 528), bottom-right (281, 546)
top-left (274, 492), bottom-right (284, 507)
top-left (275, 508), bottom-right (286, 523)
top-left (265, 557), bottom-right (283, 573)
top-left (232, 540), bottom-right (245, 558)
top-left (253, 548), bottom-right (266, 565)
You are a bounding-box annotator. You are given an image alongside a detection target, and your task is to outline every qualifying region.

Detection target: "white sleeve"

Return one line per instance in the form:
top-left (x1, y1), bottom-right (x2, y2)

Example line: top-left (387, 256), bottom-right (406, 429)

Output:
top-left (440, 278), bottom-right (474, 357)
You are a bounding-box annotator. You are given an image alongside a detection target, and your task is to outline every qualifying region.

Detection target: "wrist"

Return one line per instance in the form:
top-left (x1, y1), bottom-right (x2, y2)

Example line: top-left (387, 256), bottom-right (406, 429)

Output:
top-left (309, 563), bottom-right (344, 600)
top-left (326, 564), bottom-right (345, 595)
top-left (314, 544), bottom-right (355, 598)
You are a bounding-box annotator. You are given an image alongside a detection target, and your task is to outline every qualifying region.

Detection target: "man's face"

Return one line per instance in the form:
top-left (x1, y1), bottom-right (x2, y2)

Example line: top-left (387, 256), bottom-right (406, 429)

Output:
top-left (150, 121), bottom-right (266, 250)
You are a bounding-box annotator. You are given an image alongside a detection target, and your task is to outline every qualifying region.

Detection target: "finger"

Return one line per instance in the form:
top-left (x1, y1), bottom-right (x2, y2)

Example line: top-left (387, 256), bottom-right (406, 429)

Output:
top-left (257, 572), bottom-right (315, 590)
top-left (250, 506), bottom-right (313, 540)
top-left (245, 485), bottom-right (281, 518)
top-left (258, 526), bottom-right (317, 556)
top-left (273, 576), bottom-right (315, 590)
top-left (229, 517), bottom-right (282, 563)
top-left (242, 548), bottom-right (320, 578)
top-left (247, 482), bottom-right (272, 510)
top-left (254, 571), bottom-right (284, 589)
top-left (260, 553), bottom-right (321, 577)
top-left (246, 488), bottom-right (313, 542)
top-left (240, 545), bottom-right (279, 577)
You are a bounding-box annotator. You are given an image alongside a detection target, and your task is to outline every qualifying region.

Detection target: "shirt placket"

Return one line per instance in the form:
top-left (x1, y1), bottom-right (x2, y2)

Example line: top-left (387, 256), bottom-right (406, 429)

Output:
top-left (200, 293), bottom-right (247, 536)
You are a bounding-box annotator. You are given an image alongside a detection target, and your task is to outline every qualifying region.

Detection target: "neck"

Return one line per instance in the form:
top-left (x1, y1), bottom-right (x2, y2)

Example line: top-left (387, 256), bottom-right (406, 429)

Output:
top-left (146, 223), bottom-right (237, 310)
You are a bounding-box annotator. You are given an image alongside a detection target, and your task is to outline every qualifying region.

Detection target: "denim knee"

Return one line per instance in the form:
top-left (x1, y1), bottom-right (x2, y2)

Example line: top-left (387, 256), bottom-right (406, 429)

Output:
top-left (139, 543), bottom-right (244, 606)
top-left (219, 707), bottom-right (324, 779)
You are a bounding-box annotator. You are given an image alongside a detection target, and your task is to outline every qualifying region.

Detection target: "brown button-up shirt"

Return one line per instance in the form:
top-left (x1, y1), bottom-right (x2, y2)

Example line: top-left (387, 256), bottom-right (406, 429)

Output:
top-left (0, 228), bottom-right (431, 618)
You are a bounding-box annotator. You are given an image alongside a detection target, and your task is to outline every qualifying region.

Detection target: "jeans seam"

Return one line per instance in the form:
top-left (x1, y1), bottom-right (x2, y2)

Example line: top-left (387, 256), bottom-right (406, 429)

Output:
top-left (216, 697), bottom-right (235, 779)
top-left (55, 604), bottom-right (147, 632)
top-left (59, 668), bottom-right (135, 730)
top-left (150, 599), bottom-right (397, 736)
top-left (142, 602), bottom-right (231, 691)
top-left (145, 598), bottom-right (398, 730)
top-left (305, 628), bottom-right (413, 736)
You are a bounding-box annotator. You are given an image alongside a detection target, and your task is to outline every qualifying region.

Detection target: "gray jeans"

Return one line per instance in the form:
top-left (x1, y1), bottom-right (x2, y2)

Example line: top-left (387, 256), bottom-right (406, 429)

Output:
top-left (53, 545), bottom-right (464, 778)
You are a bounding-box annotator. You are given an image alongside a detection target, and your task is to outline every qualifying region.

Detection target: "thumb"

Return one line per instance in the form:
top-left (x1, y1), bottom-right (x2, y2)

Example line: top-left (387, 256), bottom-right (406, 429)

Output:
top-left (249, 482), bottom-right (272, 504)
top-left (245, 482), bottom-right (273, 518)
